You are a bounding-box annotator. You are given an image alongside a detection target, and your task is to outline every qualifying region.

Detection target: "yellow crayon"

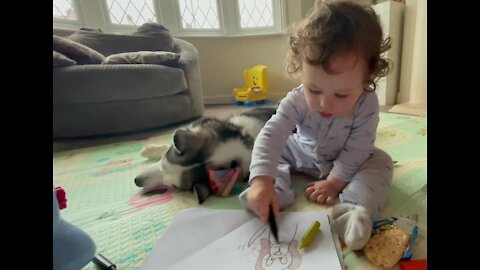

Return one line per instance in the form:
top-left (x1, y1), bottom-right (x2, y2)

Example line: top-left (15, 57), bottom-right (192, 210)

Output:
top-left (299, 220), bottom-right (321, 249)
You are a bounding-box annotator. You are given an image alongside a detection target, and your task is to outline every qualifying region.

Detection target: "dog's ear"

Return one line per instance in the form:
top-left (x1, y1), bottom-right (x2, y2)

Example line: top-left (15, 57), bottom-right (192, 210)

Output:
top-left (173, 130), bottom-right (197, 154)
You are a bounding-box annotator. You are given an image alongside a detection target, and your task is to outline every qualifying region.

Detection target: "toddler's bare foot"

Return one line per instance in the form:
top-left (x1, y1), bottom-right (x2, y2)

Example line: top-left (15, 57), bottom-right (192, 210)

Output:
top-left (304, 180), bottom-right (339, 205)
top-left (305, 177), bottom-right (348, 205)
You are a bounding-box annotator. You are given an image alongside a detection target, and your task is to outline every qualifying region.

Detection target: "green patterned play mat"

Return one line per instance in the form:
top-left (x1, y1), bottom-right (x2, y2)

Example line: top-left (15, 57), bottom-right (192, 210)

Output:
top-left (53, 112), bottom-right (426, 270)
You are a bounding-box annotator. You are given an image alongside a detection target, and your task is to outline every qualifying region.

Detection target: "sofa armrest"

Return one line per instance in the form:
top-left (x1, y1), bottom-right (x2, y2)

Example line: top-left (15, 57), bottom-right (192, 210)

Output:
top-left (172, 38), bottom-right (204, 116)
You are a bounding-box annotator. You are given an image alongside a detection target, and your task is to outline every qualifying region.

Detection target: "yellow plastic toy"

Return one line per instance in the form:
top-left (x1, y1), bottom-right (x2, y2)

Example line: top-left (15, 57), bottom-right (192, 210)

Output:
top-left (233, 65), bottom-right (269, 104)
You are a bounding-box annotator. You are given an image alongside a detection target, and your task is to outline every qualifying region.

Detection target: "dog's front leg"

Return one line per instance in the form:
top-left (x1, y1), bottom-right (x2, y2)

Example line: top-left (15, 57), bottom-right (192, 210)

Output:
top-left (140, 144), bottom-right (170, 160)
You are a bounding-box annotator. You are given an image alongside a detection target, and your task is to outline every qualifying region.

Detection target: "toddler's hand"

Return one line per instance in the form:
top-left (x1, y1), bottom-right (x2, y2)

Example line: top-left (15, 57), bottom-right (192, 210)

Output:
top-left (304, 177), bottom-right (347, 205)
top-left (247, 176), bottom-right (279, 224)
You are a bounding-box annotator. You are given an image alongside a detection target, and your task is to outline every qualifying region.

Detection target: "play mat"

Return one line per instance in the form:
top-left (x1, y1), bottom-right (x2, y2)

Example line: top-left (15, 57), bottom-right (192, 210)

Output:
top-left (53, 112), bottom-right (426, 270)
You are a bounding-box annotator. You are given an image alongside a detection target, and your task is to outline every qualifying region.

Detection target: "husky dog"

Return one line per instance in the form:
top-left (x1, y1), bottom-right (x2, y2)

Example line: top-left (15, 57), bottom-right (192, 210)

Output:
top-left (134, 106), bottom-right (278, 202)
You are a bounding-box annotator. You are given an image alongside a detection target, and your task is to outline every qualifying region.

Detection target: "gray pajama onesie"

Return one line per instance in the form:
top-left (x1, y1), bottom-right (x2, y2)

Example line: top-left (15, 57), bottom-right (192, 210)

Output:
top-left (249, 85), bottom-right (393, 219)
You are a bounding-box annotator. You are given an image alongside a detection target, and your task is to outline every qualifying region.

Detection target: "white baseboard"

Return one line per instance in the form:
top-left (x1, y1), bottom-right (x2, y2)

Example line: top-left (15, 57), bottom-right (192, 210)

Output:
top-left (388, 103), bottom-right (426, 116)
top-left (204, 92), bottom-right (287, 105)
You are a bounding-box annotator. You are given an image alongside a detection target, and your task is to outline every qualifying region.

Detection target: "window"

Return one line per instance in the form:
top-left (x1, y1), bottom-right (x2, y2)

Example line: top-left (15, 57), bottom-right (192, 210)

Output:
top-left (178, 0), bottom-right (219, 29)
top-left (106, 0), bottom-right (156, 26)
top-left (238, 0), bottom-right (273, 28)
top-left (53, 0), bottom-right (285, 36)
top-left (53, 0), bottom-right (77, 20)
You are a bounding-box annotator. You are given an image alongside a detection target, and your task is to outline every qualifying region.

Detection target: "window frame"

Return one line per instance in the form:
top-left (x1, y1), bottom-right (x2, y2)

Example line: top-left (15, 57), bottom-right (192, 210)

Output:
top-left (53, 0), bottom-right (286, 37)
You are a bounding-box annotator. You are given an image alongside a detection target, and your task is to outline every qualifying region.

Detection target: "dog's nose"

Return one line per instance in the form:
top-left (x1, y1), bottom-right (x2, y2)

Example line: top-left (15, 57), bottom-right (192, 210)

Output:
top-left (134, 177), bottom-right (143, 187)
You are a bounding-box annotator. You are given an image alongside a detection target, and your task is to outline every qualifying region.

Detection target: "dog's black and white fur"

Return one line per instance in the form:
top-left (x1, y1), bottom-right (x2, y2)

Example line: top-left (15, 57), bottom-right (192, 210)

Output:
top-left (134, 106), bottom-right (278, 201)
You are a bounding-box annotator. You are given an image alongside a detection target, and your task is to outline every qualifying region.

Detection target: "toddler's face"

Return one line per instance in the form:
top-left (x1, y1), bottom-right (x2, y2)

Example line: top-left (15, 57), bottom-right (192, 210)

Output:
top-left (301, 51), bottom-right (369, 117)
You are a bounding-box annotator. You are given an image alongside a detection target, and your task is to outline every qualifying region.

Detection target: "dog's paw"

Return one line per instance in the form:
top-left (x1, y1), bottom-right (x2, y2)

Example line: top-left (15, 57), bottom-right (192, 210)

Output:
top-left (140, 144), bottom-right (170, 160)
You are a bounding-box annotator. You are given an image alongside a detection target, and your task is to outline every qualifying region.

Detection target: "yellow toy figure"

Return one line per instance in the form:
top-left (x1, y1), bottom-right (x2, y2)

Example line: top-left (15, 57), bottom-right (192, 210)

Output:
top-left (233, 65), bottom-right (269, 106)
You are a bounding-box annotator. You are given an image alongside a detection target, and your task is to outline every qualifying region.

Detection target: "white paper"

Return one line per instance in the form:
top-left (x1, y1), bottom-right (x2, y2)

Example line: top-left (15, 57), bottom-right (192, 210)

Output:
top-left (140, 208), bottom-right (343, 270)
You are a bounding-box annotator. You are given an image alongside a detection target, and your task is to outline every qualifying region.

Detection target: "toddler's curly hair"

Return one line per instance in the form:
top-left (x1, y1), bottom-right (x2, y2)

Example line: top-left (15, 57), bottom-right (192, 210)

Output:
top-left (287, 0), bottom-right (391, 91)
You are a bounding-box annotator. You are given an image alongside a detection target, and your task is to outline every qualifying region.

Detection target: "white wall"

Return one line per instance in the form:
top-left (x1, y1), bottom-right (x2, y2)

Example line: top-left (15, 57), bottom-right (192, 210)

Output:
top-left (397, 0), bottom-right (426, 106)
top-left (182, 0), bottom-right (307, 104)
top-left (182, 34), bottom-right (301, 104)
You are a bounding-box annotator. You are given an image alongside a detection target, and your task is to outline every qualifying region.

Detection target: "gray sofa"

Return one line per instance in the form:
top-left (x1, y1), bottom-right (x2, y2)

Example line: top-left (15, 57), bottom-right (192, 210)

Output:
top-left (53, 28), bottom-right (204, 139)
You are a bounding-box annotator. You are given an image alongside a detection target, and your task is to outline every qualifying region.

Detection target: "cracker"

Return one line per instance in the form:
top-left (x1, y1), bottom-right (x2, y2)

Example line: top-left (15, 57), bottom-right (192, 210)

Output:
top-left (364, 226), bottom-right (410, 268)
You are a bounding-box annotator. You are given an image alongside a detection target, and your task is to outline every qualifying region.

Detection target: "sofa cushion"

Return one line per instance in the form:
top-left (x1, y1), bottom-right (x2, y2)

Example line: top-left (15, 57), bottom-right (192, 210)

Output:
top-left (54, 93), bottom-right (199, 138)
top-left (53, 65), bottom-right (188, 104)
top-left (53, 35), bottom-right (105, 64)
top-left (68, 23), bottom-right (174, 56)
top-left (53, 51), bottom-right (77, 67)
top-left (102, 51), bottom-right (180, 65)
